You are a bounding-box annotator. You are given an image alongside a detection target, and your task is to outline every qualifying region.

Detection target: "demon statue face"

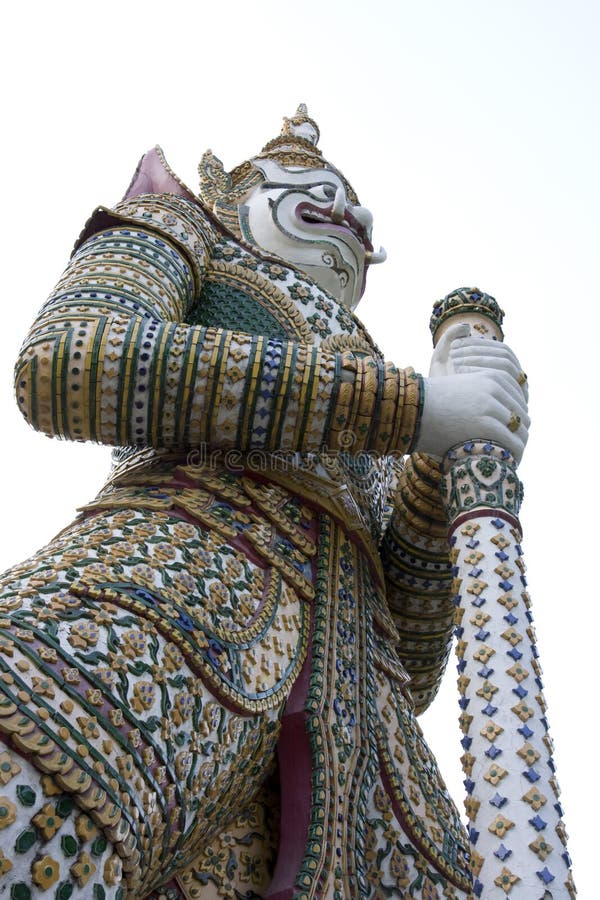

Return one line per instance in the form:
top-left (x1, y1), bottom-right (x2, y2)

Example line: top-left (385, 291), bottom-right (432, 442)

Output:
top-left (198, 104), bottom-right (386, 311)
top-left (239, 158), bottom-right (382, 311)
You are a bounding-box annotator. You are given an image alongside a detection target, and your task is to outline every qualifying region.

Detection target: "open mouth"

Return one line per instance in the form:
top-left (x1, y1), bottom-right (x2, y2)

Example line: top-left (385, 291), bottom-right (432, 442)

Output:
top-left (296, 201), bottom-right (373, 253)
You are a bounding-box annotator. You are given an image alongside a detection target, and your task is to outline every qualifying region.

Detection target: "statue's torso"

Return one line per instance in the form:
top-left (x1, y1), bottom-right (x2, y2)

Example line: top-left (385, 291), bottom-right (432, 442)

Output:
top-left (98, 192), bottom-right (399, 543)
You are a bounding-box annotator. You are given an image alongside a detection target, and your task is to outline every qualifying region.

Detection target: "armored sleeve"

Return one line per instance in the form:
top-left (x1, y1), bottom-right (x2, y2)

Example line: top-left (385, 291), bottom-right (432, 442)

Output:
top-left (14, 195), bottom-right (423, 456)
top-left (380, 453), bottom-right (455, 714)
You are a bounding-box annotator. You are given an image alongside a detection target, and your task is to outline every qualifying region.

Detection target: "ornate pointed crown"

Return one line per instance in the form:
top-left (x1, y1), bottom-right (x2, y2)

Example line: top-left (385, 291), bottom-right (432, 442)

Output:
top-left (198, 104), bottom-right (358, 237)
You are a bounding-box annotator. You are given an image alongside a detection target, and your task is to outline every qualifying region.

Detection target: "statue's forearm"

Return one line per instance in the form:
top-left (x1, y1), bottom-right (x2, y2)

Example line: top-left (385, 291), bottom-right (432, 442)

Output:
top-left (381, 453), bottom-right (455, 713)
top-left (15, 224), bottom-right (423, 454)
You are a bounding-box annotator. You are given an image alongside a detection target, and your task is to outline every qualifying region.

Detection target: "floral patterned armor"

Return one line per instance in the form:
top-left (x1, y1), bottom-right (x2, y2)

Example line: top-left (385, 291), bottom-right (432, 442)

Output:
top-left (1, 108), bottom-right (471, 899)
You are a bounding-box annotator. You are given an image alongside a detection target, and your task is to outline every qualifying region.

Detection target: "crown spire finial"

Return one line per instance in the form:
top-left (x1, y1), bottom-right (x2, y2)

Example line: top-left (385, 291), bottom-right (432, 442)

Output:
top-left (280, 103), bottom-right (320, 147)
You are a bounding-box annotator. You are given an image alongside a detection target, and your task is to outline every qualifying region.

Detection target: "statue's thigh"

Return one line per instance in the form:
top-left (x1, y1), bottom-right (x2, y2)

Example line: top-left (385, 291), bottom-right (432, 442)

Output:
top-left (0, 682), bottom-right (279, 900)
top-left (0, 509), bottom-right (300, 898)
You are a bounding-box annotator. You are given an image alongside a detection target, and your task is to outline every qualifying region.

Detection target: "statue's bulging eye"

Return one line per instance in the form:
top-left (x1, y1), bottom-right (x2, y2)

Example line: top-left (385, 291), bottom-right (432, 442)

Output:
top-left (322, 185), bottom-right (337, 200)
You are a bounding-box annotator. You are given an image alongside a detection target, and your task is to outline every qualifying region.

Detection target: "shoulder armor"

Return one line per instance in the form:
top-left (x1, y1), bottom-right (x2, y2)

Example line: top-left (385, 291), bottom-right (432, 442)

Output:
top-left (73, 192), bottom-right (220, 291)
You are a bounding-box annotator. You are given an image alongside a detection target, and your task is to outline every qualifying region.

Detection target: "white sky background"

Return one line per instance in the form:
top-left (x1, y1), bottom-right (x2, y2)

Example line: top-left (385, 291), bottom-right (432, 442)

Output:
top-left (1, 0), bottom-right (597, 893)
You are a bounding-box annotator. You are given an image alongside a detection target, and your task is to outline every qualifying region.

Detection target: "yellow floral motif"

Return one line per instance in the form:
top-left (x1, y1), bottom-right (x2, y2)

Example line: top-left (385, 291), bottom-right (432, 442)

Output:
top-left (0, 751), bottom-right (21, 785)
top-left (32, 803), bottom-right (64, 840)
top-left (529, 835), bottom-right (553, 860)
top-left (497, 592), bottom-right (518, 610)
top-left (422, 877), bottom-right (441, 899)
top-left (68, 620), bottom-right (100, 649)
top-left (511, 699), bottom-right (534, 721)
top-left (517, 741), bottom-right (540, 764)
top-left (0, 797), bottom-right (16, 829)
top-left (480, 720), bottom-right (503, 742)
top-left (366, 867), bottom-right (383, 888)
top-left (131, 521), bottom-right (157, 539)
top-left (131, 563), bottom-right (156, 588)
top-left (172, 521), bottom-right (197, 540)
top-left (153, 542), bottom-right (178, 564)
top-left (122, 629), bottom-right (148, 657)
top-left (476, 680), bottom-right (498, 701)
top-left (467, 578), bottom-right (487, 596)
top-left (31, 675), bottom-right (56, 698)
top-left (460, 522), bottom-right (480, 536)
top-left (501, 627), bottom-right (523, 646)
top-left (484, 764), bottom-right (507, 786)
top-left (507, 662), bottom-right (529, 682)
top-left (523, 786), bottom-right (547, 810)
top-left (62, 666), bottom-right (80, 683)
top-left (32, 855), bottom-right (60, 890)
top-left (70, 851), bottom-right (96, 887)
top-left (86, 687), bottom-right (105, 706)
top-left (494, 866), bottom-right (520, 892)
top-left (472, 644), bottom-right (495, 663)
top-left (373, 783), bottom-right (392, 816)
top-left (163, 642), bottom-right (185, 671)
top-left (103, 540), bottom-right (136, 559)
top-left (61, 546), bottom-right (89, 563)
top-left (488, 814), bottom-right (514, 838)
top-left (76, 715), bottom-right (100, 738)
top-left (458, 712), bottom-right (473, 734)
top-left (389, 848), bottom-right (411, 887)
top-left (132, 680), bottom-right (157, 712)
top-left (463, 550), bottom-right (484, 565)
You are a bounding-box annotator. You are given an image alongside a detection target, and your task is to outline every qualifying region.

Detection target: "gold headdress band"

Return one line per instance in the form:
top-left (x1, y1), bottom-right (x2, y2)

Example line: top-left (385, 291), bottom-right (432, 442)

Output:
top-left (198, 104), bottom-right (359, 239)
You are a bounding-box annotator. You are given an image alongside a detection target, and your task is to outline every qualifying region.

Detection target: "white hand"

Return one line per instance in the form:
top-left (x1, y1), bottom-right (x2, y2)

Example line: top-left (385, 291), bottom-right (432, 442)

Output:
top-left (430, 324), bottom-right (528, 397)
top-left (418, 323), bottom-right (530, 462)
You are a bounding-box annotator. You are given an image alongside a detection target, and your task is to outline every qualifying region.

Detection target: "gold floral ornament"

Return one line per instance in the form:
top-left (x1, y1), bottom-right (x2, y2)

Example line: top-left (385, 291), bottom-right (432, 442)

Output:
top-left (494, 867), bottom-right (520, 893)
top-left (488, 814), bottom-right (514, 838)
top-left (0, 751), bottom-right (21, 785)
top-left (32, 802), bottom-right (64, 840)
top-left (70, 851), bottom-right (97, 888)
top-left (0, 797), bottom-right (16, 829)
top-left (32, 855), bottom-right (60, 890)
top-left (480, 720), bottom-right (503, 742)
top-left (529, 835), bottom-right (553, 861)
top-left (198, 104), bottom-right (359, 239)
top-left (523, 786), bottom-right (547, 810)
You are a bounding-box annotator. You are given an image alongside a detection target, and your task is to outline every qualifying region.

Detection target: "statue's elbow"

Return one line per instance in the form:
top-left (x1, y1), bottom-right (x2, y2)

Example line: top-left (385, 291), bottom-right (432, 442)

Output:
top-left (14, 342), bottom-right (70, 440)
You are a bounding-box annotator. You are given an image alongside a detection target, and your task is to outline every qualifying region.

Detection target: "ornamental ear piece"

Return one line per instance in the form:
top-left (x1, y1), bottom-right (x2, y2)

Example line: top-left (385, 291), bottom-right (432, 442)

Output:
top-left (197, 150), bottom-right (233, 208)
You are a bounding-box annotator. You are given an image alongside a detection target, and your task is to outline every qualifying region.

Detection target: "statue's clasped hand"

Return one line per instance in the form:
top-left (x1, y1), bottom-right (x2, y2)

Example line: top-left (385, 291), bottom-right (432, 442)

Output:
top-left (416, 323), bottom-right (530, 463)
